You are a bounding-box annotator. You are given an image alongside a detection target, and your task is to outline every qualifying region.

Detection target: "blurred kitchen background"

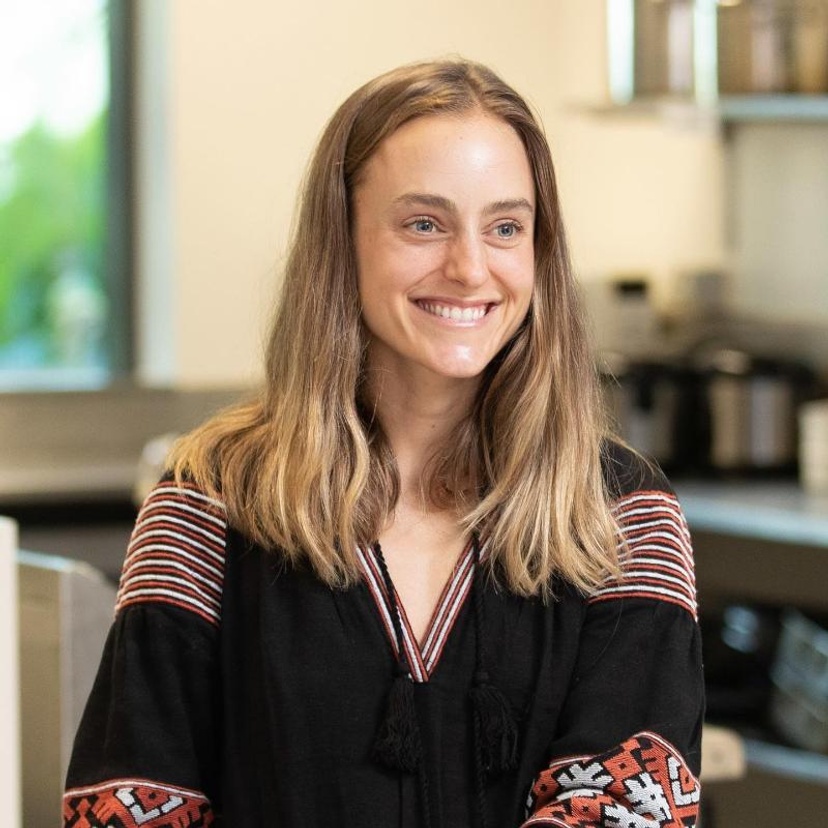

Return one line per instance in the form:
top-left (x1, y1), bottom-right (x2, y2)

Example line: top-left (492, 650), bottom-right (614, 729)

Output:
top-left (1, 0), bottom-right (828, 825)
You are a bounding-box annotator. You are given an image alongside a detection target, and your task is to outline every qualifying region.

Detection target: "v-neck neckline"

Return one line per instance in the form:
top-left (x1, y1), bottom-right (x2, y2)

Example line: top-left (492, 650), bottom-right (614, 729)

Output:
top-left (356, 540), bottom-right (477, 683)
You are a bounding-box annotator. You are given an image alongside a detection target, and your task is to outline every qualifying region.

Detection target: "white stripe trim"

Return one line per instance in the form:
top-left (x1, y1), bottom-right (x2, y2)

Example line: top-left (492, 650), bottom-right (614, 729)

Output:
top-left (64, 778), bottom-right (209, 800)
top-left (618, 530), bottom-right (689, 552)
top-left (620, 555), bottom-right (694, 578)
top-left (421, 547), bottom-right (473, 656)
top-left (357, 546), bottom-right (427, 682)
top-left (603, 567), bottom-right (695, 592)
top-left (149, 484), bottom-right (226, 512)
top-left (590, 583), bottom-right (697, 610)
top-left (132, 517), bottom-right (225, 549)
top-left (398, 611), bottom-right (426, 682)
top-left (118, 571), bottom-right (222, 606)
top-left (613, 491), bottom-right (681, 507)
top-left (424, 564), bottom-right (474, 671)
top-left (623, 543), bottom-right (693, 568)
top-left (356, 548), bottom-right (405, 659)
top-left (123, 545), bottom-right (224, 581)
top-left (617, 516), bottom-right (687, 537)
top-left (116, 587), bottom-right (220, 620)
top-left (622, 527), bottom-right (691, 546)
top-left (136, 497), bottom-right (227, 534)
top-left (133, 513), bottom-right (225, 551)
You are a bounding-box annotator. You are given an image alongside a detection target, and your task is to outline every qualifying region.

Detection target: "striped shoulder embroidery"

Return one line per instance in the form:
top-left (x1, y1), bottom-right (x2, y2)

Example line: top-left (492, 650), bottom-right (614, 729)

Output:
top-left (589, 490), bottom-right (697, 620)
top-left (63, 778), bottom-right (214, 827)
top-left (115, 482), bottom-right (227, 627)
top-left (523, 731), bottom-right (700, 827)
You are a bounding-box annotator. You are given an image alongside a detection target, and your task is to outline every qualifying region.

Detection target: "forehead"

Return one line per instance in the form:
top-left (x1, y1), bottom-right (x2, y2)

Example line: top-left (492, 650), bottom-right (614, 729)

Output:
top-left (357, 112), bottom-right (535, 201)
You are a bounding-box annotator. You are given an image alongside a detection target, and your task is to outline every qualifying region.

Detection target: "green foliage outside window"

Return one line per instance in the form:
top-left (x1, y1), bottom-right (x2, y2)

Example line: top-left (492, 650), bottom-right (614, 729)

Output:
top-left (0, 0), bottom-right (113, 389)
top-left (0, 115), bottom-right (107, 374)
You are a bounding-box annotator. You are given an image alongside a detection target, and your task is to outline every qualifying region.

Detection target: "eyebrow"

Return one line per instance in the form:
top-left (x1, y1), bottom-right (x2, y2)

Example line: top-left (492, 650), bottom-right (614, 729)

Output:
top-left (392, 192), bottom-right (534, 216)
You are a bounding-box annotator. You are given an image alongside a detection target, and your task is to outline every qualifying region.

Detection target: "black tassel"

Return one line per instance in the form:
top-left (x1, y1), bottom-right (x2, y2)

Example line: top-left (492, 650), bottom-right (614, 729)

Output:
top-left (470, 669), bottom-right (518, 776)
top-left (372, 667), bottom-right (423, 774)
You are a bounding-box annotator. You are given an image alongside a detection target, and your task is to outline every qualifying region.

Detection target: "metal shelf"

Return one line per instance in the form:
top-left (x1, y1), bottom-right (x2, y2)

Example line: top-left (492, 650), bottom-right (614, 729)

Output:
top-left (744, 738), bottom-right (828, 785)
top-left (717, 95), bottom-right (828, 123)
top-left (583, 95), bottom-right (828, 126)
top-left (605, 1), bottom-right (828, 126)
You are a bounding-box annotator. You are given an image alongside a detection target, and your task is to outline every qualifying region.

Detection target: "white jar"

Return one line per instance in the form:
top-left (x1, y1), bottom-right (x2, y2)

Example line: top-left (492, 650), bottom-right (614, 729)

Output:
top-left (799, 399), bottom-right (828, 493)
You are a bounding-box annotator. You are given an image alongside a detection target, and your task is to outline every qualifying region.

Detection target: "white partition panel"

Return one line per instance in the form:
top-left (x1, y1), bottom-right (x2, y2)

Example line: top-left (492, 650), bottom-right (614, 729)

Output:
top-left (0, 517), bottom-right (21, 828)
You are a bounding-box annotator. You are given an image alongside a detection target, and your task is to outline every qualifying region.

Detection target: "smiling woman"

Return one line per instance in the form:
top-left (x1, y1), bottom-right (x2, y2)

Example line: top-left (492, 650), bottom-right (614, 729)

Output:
top-left (64, 59), bottom-right (704, 828)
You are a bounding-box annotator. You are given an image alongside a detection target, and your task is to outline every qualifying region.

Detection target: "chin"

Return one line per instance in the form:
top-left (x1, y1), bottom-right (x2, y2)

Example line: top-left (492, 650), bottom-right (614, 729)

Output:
top-left (424, 356), bottom-right (492, 381)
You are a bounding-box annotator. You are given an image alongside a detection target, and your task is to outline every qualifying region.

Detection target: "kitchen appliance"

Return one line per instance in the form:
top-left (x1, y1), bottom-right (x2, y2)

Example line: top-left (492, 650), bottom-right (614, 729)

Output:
top-left (770, 610), bottom-right (828, 753)
top-left (702, 604), bottom-right (782, 726)
top-left (602, 353), bottom-right (695, 472)
top-left (695, 349), bottom-right (814, 475)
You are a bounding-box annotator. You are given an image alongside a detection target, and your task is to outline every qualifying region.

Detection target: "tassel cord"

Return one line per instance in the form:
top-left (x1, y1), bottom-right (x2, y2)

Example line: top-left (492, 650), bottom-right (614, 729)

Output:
top-left (470, 536), bottom-right (519, 828)
top-left (372, 542), bottom-right (434, 828)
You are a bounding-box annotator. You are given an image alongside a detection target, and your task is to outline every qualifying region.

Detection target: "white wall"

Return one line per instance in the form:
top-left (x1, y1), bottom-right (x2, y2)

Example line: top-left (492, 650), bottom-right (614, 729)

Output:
top-left (136, 0), bottom-right (725, 388)
top-left (730, 124), bottom-right (828, 324)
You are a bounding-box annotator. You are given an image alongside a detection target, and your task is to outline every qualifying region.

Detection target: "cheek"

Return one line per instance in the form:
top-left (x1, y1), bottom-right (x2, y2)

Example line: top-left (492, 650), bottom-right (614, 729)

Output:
top-left (504, 251), bottom-right (535, 305)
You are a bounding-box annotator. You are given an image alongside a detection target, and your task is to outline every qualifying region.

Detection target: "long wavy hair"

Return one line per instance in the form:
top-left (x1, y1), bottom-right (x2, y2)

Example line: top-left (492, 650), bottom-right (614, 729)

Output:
top-left (170, 58), bottom-right (618, 597)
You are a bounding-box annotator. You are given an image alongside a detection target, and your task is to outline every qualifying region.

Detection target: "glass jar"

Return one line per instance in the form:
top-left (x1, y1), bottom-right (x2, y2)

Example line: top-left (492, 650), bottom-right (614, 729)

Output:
top-left (718, 0), bottom-right (828, 95)
top-left (634, 0), bottom-right (696, 96)
top-left (792, 0), bottom-right (828, 93)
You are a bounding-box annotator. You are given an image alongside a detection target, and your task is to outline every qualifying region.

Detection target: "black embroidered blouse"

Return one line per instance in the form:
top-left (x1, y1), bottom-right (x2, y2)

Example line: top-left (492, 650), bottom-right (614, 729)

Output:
top-left (64, 444), bottom-right (704, 827)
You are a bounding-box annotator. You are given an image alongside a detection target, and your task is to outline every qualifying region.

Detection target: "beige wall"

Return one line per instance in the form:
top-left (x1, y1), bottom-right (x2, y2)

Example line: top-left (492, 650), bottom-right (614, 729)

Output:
top-left (136, 0), bottom-right (725, 387)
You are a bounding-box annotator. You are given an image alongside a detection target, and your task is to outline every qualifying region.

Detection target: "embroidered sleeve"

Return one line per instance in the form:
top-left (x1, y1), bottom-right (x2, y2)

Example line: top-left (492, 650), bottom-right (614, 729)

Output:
top-left (523, 732), bottom-right (700, 827)
top-left (63, 480), bottom-right (227, 827)
top-left (522, 451), bottom-right (704, 827)
top-left (63, 779), bottom-right (214, 827)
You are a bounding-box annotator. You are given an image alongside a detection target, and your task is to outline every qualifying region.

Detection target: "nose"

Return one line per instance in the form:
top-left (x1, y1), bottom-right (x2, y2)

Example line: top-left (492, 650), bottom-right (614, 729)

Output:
top-left (445, 232), bottom-right (488, 288)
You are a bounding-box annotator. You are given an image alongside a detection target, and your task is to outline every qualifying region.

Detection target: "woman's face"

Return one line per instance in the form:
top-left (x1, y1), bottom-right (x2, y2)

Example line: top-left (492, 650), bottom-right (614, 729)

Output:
top-left (353, 112), bottom-right (535, 386)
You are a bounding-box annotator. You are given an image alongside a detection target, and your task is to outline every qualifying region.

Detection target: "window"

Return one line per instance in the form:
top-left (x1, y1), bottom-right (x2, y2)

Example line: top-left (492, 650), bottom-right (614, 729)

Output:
top-left (0, 0), bottom-right (132, 390)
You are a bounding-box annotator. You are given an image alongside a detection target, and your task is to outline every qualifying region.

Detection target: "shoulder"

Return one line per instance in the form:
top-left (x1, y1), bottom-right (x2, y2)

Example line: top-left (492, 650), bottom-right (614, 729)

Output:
top-left (594, 440), bottom-right (697, 620)
top-left (115, 477), bottom-right (229, 627)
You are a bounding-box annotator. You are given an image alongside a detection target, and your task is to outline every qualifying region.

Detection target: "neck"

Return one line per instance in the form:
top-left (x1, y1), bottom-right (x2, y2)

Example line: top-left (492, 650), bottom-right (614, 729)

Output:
top-left (364, 364), bottom-right (478, 503)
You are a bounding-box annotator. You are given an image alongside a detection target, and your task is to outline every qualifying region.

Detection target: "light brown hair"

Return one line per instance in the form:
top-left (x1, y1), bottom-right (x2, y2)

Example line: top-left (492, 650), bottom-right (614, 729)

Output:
top-left (170, 58), bottom-right (618, 596)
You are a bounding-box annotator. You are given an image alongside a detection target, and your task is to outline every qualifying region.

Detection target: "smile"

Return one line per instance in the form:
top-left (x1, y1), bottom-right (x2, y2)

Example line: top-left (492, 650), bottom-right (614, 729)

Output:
top-left (415, 301), bottom-right (491, 322)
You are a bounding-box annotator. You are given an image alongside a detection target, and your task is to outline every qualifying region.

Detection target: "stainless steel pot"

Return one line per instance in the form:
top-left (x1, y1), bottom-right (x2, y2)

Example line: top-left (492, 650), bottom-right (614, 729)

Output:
top-left (697, 349), bottom-right (814, 474)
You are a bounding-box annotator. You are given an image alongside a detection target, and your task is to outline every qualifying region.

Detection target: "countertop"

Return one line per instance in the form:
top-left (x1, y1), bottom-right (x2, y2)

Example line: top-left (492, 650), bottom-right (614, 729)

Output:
top-left (675, 481), bottom-right (828, 548)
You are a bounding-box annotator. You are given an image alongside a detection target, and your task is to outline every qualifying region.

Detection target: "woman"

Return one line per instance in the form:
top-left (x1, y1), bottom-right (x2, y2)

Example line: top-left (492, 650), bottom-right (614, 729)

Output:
top-left (64, 59), bottom-right (703, 828)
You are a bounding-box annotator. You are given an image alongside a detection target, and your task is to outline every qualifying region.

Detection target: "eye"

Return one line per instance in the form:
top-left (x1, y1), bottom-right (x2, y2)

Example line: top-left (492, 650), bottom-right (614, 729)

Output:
top-left (410, 217), bottom-right (437, 234)
top-left (493, 221), bottom-right (522, 240)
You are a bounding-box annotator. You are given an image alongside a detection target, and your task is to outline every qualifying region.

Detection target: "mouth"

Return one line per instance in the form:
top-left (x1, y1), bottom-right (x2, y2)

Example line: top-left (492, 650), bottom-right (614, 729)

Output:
top-left (414, 300), bottom-right (494, 322)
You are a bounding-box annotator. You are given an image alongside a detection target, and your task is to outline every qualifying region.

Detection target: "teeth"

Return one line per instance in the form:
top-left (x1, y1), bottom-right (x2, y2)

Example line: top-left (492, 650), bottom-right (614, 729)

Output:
top-left (419, 301), bottom-right (488, 321)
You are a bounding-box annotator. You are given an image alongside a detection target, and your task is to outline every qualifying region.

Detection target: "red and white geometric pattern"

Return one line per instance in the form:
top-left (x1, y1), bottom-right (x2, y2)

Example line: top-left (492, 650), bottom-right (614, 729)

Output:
top-left (523, 731), bottom-right (700, 827)
top-left (63, 779), bottom-right (215, 827)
